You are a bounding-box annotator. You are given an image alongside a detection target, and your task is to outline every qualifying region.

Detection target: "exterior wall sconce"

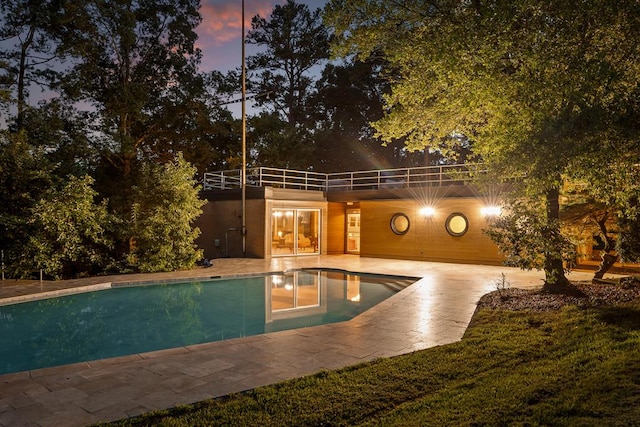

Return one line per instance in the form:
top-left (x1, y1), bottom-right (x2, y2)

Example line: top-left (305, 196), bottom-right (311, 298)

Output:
top-left (419, 207), bottom-right (435, 217)
top-left (481, 206), bottom-right (502, 216)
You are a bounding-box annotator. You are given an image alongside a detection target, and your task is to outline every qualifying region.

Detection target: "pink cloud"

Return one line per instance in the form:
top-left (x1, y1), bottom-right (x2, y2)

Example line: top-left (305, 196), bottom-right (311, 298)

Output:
top-left (197, 0), bottom-right (279, 47)
top-left (196, 0), bottom-right (326, 72)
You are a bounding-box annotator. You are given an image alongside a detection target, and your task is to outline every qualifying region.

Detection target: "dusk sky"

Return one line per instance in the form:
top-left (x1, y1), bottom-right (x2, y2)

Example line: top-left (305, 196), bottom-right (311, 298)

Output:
top-left (197, 0), bottom-right (329, 73)
top-left (0, 0), bottom-right (330, 121)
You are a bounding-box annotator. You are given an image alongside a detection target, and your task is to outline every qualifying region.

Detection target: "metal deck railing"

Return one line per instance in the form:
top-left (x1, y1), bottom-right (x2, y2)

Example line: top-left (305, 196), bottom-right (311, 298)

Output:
top-left (202, 164), bottom-right (486, 191)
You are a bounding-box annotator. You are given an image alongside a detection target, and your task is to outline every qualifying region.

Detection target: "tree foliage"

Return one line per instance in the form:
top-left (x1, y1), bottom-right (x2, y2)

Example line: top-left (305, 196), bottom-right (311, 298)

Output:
top-left (312, 57), bottom-right (386, 172)
top-left (0, 1), bottom-right (211, 278)
top-left (127, 154), bottom-right (205, 273)
top-left (0, 130), bottom-right (54, 265)
top-left (17, 175), bottom-right (113, 279)
top-left (486, 197), bottom-right (577, 278)
top-left (57, 0), bottom-right (203, 178)
top-left (55, 0), bottom-right (208, 270)
top-left (311, 56), bottom-right (433, 172)
top-left (247, 0), bottom-right (330, 124)
top-left (0, 0), bottom-right (65, 128)
top-left (245, 0), bottom-right (330, 169)
top-left (326, 0), bottom-right (640, 289)
top-left (20, 100), bottom-right (94, 177)
top-left (617, 202), bottom-right (640, 264)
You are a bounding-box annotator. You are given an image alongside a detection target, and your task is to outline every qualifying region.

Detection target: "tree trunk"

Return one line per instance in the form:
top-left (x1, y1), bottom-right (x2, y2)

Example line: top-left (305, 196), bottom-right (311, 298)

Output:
top-left (16, 26), bottom-right (36, 131)
top-left (542, 186), bottom-right (573, 293)
top-left (594, 252), bottom-right (618, 280)
top-left (593, 213), bottom-right (618, 280)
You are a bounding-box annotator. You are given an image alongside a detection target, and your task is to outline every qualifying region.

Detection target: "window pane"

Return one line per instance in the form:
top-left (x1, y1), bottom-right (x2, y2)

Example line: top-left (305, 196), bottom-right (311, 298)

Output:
top-left (271, 209), bottom-right (295, 255)
top-left (297, 210), bottom-right (319, 254)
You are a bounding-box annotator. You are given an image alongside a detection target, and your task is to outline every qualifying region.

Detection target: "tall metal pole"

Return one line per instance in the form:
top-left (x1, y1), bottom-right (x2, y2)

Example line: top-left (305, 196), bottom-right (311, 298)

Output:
top-left (241, 0), bottom-right (247, 256)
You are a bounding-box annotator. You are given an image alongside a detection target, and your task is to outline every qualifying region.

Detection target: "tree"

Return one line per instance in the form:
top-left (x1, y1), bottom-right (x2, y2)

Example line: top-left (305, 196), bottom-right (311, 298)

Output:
top-left (53, 0), bottom-right (208, 262)
top-left (19, 100), bottom-right (94, 177)
top-left (485, 196), bottom-right (578, 281)
top-left (136, 70), bottom-right (240, 175)
top-left (0, 131), bottom-right (53, 270)
top-left (560, 194), bottom-right (617, 280)
top-left (245, 0), bottom-right (330, 168)
top-left (312, 57), bottom-right (387, 172)
top-left (560, 114), bottom-right (640, 275)
top-left (127, 154), bottom-right (205, 273)
top-left (311, 56), bottom-right (437, 172)
top-left (57, 0), bottom-right (202, 179)
top-left (247, 111), bottom-right (315, 169)
top-left (16, 175), bottom-right (113, 279)
top-left (617, 199), bottom-right (640, 264)
top-left (326, 0), bottom-right (640, 291)
top-left (0, 0), bottom-right (64, 129)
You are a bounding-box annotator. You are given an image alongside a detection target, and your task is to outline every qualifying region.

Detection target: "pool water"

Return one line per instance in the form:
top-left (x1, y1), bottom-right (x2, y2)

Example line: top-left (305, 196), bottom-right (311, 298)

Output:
top-left (0, 269), bottom-right (415, 375)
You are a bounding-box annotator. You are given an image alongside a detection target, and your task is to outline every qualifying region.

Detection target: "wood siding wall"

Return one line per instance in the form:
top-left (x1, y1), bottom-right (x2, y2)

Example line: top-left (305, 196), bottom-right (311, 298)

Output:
top-left (197, 192), bottom-right (504, 265)
top-left (326, 202), bottom-right (346, 254)
top-left (359, 198), bottom-right (503, 264)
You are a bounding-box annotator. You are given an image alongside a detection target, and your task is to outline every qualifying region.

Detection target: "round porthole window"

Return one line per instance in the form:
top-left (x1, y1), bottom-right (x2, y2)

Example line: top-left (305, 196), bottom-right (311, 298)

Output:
top-left (445, 213), bottom-right (469, 237)
top-left (390, 213), bottom-right (410, 235)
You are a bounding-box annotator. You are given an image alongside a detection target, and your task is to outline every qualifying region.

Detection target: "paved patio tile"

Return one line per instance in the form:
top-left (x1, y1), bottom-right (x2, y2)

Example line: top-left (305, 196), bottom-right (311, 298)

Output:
top-left (36, 405), bottom-right (99, 427)
top-left (177, 357), bottom-right (239, 378)
top-left (0, 402), bottom-right (54, 426)
top-left (75, 385), bottom-right (141, 413)
top-left (1, 392), bottom-right (37, 411)
top-left (0, 378), bottom-right (49, 401)
top-left (31, 386), bottom-right (88, 407)
top-left (132, 389), bottom-right (183, 412)
top-left (160, 374), bottom-right (209, 393)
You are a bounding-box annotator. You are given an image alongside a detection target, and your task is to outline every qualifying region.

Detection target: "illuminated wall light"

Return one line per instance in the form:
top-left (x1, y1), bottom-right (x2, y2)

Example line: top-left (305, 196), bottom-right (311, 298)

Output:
top-left (481, 206), bottom-right (502, 216)
top-left (419, 206), bottom-right (435, 217)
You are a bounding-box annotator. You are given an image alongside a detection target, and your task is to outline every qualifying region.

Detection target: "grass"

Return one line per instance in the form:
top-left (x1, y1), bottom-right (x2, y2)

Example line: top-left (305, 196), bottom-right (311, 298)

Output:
top-left (100, 302), bottom-right (640, 426)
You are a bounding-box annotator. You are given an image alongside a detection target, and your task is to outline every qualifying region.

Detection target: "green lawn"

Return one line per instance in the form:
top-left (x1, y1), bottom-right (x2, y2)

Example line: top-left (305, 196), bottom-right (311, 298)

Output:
top-left (102, 301), bottom-right (640, 426)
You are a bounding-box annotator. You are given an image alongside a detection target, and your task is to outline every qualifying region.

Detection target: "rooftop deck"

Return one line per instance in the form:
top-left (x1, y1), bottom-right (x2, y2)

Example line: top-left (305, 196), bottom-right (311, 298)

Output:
top-left (203, 164), bottom-right (487, 192)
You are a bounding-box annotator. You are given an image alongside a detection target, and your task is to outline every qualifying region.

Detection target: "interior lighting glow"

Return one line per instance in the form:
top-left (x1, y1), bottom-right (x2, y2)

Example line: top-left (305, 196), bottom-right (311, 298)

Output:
top-left (481, 206), bottom-right (502, 216)
top-left (420, 207), bottom-right (435, 217)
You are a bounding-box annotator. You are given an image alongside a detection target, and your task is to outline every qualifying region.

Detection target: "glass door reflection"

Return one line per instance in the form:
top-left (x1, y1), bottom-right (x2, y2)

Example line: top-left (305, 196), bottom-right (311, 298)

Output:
top-left (265, 271), bottom-right (326, 323)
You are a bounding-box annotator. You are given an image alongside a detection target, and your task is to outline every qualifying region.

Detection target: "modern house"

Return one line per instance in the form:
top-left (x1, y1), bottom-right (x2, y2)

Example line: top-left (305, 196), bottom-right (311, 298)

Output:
top-left (195, 164), bottom-right (508, 265)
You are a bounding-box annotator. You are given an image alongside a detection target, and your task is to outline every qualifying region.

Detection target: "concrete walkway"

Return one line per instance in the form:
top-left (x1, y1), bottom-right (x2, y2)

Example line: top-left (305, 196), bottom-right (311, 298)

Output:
top-left (0, 256), bottom-right (598, 427)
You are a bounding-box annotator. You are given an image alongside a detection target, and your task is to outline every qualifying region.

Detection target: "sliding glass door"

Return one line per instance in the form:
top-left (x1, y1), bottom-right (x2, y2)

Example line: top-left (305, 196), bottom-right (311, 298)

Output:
top-left (271, 208), bottom-right (320, 256)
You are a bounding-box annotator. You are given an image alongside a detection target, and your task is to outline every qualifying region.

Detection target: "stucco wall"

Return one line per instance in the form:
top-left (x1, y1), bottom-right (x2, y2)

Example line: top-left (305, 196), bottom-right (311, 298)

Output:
top-left (195, 199), bottom-right (266, 259)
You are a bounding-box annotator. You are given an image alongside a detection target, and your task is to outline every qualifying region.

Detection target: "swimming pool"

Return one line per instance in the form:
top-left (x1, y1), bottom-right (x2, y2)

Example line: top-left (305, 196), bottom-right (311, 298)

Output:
top-left (0, 269), bottom-right (416, 375)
